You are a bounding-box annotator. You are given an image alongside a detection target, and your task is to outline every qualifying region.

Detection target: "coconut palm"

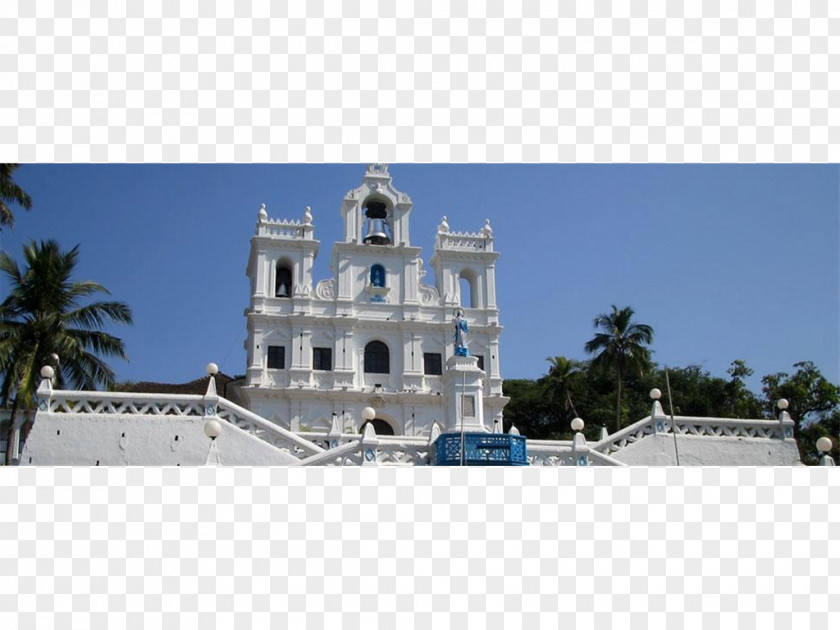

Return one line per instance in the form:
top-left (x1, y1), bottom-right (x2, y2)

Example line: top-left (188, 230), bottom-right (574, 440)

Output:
top-left (584, 305), bottom-right (654, 433)
top-left (0, 240), bottom-right (132, 463)
top-left (543, 356), bottom-right (584, 421)
top-left (0, 164), bottom-right (33, 230)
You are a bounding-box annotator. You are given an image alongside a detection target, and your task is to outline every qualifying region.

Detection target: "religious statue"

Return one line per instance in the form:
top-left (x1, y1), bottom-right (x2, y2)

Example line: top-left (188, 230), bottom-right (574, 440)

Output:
top-left (453, 308), bottom-right (470, 357)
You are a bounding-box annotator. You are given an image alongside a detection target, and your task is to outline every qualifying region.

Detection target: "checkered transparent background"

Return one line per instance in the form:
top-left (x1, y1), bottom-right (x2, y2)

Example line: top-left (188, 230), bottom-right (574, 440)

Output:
top-left (0, 1), bottom-right (837, 162)
top-left (1, 467), bottom-right (837, 627)
top-left (1, 1), bottom-right (838, 626)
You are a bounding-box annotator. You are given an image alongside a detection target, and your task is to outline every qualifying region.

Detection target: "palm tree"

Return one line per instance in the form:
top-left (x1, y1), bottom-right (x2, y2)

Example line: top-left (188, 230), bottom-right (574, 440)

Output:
top-left (543, 356), bottom-right (583, 422)
top-left (584, 305), bottom-right (654, 433)
top-left (0, 164), bottom-right (33, 230)
top-left (0, 240), bottom-right (132, 463)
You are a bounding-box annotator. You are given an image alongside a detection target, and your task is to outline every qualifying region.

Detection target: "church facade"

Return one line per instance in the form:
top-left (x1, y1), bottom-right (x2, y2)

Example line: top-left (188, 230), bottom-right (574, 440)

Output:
top-left (241, 164), bottom-right (508, 436)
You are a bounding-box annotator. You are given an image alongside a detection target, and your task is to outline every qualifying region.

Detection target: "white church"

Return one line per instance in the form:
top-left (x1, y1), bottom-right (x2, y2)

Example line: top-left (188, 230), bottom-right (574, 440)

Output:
top-left (11, 165), bottom-right (818, 466)
top-left (241, 163), bottom-right (506, 438)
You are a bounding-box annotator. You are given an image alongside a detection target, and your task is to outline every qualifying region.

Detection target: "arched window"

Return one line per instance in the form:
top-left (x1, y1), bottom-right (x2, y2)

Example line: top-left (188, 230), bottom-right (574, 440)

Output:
top-left (275, 263), bottom-right (292, 298)
top-left (459, 270), bottom-right (477, 308)
top-left (370, 264), bottom-right (386, 288)
top-left (364, 341), bottom-right (390, 374)
top-left (360, 419), bottom-right (395, 436)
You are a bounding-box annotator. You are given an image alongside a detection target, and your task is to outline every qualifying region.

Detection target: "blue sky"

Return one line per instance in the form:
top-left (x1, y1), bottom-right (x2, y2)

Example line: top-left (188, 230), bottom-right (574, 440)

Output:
top-left (2, 164), bottom-right (837, 393)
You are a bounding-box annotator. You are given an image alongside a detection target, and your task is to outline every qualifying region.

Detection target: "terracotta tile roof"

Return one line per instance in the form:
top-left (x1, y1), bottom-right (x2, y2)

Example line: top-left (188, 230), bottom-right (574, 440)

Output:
top-left (120, 373), bottom-right (241, 397)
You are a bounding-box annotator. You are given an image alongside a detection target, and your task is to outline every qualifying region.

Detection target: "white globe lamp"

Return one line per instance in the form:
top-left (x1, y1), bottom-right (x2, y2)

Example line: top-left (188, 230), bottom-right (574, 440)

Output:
top-left (362, 406), bottom-right (376, 422)
top-left (571, 417), bottom-right (585, 432)
top-left (206, 362), bottom-right (219, 376)
top-left (816, 437), bottom-right (832, 453)
top-left (650, 388), bottom-right (662, 400)
top-left (204, 420), bottom-right (222, 439)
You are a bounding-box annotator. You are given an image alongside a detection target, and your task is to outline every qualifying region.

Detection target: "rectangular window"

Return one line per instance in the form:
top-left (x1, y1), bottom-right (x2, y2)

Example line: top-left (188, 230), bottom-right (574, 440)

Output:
top-left (476, 355), bottom-right (485, 372)
top-left (267, 346), bottom-right (285, 369)
top-left (462, 395), bottom-right (476, 418)
top-left (423, 353), bottom-right (443, 376)
top-left (312, 347), bottom-right (332, 371)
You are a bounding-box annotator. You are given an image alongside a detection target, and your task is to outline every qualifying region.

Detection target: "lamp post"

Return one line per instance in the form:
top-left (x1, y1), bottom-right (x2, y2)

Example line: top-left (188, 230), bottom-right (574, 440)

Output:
top-left (816, 437), bottom-right (834, 466)
top-left (361, 406), bottom-right (376, 433)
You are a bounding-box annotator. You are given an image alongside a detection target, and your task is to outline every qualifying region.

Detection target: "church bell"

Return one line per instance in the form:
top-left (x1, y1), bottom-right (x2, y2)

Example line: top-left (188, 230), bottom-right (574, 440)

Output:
top-left (363, 201), bottom-right (391, 245)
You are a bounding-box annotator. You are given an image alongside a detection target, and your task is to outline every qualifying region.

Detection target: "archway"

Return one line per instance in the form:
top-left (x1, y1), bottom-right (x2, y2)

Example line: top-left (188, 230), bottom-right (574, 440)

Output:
top-left (360, 419), bottom-right (395, 436)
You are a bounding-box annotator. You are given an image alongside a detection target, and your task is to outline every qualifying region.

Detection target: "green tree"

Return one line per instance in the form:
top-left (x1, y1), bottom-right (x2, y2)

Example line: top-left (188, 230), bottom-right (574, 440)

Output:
top-left (761, 361), bottom-right (840, 461)
top-left (724, 360), bottom-right (763, 419)
top-left (0, 164), bottom-right (33, 231)
top-left (541, 356), bottom-right (585, 427)
top-left (584, 305), bottom-right (654, 432)
top-left (0, 240), bottom-right (133, 463)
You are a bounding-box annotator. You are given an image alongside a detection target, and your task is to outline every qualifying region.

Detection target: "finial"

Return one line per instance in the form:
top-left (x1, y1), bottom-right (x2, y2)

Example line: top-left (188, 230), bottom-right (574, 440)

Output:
top-left (509, 424), bottom-right (520, 435)
top-left (438, 215), bottom-right (449, 233)
top-left (481, 218), bottom-right (493, 237)
top-left (304, 206), bottom-right (313, 225)
top-left (258, 203), bottom-right (267, 221)
top-left (367, 163), bottom-right (389, 175)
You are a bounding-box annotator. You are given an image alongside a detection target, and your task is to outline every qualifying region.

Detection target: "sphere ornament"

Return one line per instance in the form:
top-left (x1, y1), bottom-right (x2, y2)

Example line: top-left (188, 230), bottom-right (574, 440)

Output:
top-left (206, 362), bottom-right (219, 375)
top-left (776, 398), bottom-right (789, 410)
top-left (816, 437), bottom-right (832, 453)
top-left (571, 417), bottom-right (585, 432)
top-left (204, 420), bottom-right (222, 439)
top-left (49, 353), bottom-right (60, 365)
top-left (649, 388), bottom-right (662, 400)
top-left (362, 406), bottom-right (376, 421)
top-left (40, 365), bottom-right (55, 379)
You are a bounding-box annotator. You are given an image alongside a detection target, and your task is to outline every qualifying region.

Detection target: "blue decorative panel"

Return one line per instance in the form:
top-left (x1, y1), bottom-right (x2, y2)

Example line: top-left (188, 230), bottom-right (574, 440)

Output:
top-left (432, 432), bottom-right (528, 466)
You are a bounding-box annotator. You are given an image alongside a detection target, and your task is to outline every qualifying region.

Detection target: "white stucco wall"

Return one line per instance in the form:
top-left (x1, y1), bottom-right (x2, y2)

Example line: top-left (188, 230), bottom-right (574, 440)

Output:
top-left (612, 433), bottom-right (803, 466)
top-left (19, 413), bottom-right (300, 466)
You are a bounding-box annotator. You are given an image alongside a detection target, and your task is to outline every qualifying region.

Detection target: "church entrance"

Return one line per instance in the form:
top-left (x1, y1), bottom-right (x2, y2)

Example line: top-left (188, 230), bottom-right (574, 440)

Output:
top-left (360, 419), bottom-right (395, 436)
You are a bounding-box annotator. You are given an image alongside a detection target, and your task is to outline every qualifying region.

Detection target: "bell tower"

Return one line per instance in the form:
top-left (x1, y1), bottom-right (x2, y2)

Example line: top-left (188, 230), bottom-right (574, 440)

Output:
top-left (340, 164), bottom-right (413, 247)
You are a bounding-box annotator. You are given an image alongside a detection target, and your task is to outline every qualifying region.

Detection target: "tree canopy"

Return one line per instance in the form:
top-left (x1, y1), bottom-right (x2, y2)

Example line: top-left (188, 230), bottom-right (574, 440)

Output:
top-left (0, 164), bottom-right (33, 230)
top-left (0, 240), bottom-right (133, 463)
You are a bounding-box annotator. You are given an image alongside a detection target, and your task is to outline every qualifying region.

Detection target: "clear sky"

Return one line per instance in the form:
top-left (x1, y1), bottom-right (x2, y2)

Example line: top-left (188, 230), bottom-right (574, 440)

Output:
top-left (2, 164), bottom-right (837, 394)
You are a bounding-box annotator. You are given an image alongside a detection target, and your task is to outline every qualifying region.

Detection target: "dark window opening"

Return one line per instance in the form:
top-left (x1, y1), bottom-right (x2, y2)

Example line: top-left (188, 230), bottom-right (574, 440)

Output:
top-left (364, 341), bottom-right (390, 374)
top-left (423, 353), bottom-right (443, 376)
top-left (312, 347), bottom-right (332, 371)
top-left (360, 419), bottom-right (395, 436)
top-left (267, 346), bottom-right (286, 369)
top-left (476, 355), bottom-right (485, 372)
top-left (275, 265), bottom-right (292, 298)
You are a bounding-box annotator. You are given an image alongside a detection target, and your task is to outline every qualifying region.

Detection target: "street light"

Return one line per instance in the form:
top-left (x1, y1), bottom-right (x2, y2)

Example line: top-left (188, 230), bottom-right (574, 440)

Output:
top-left (816, 437), bottom-right (834, 466)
